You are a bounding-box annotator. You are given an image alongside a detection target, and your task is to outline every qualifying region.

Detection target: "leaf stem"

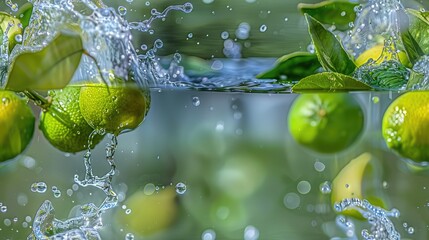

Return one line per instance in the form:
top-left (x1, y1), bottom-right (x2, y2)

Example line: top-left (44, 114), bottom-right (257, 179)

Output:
top-left (23, 90), bottom-right (51, 109)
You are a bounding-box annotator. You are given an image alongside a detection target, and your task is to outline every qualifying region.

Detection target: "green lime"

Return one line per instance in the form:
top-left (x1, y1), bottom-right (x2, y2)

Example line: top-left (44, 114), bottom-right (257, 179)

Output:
top-left (382, 92), bottom-right (429, 162)
top-left (0, 90), bottom-right (35, 162)
top-left (288, 93), bottom-right (364, 153)
top-left (39, 86), bottom-right (103, 153)
top-left (0, 13), bottom-right (22, 51)
top-left (79, 83), bottom-right (150, 136)
top-left (115, 187), bottom-right (177, 236)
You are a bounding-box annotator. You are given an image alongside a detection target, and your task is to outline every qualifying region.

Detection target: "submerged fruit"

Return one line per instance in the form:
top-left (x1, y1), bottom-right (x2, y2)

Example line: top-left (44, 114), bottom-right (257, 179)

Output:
top-left (115, 187), bottom-right (177, 236)
top-left (288, 93), bottom-right (364, 153)
top-left (39, 86), bottom-right (103, 153)
top-left (0, 90), bottom-right (35, 162)
top-left (79, 83), bottom-right (149, 135)
top-left (355, 44), bottom-right (410, 67)
top-left (0, 13), bottom-right (22, 51)
top-left (382, 92), bottom-right (429, 162)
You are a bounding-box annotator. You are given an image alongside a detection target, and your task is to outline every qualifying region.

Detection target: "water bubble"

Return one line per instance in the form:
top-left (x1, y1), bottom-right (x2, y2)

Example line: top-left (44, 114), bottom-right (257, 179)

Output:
top-left (314, 161), bottom-right (325, 172)
top-left (221, 31), bottom-right (229, 40)
top-left (143, 183), bottom-right (156, 195)
top-left (118, 6), bottom-right (127, 16)
top-left (1, 205), bottom-right (7, 213)
top-left (215, 122), bottom-right (224, 132)
top-left (140, 44), bottom-right (148, 51)
top-left (283, 192), bottom-right (300, 209)
top-left (31, 182), bottom-right (47, 193)
top-left (125, 209), bottom-right (132, 214)
top-left (2, 97), bottom-right (10, 105)
top-left (284, 17), bottom-right (289, 21)
top-left (52, 186), bottom-right (61, 198)
top-left (14, 34), bottom-right (22, 43)
top-left (25, 216), bottom-right (31, 222)
top-left (319, 181), bottom-right (332, 194)
top-left (236, 22), bottom-right (250, 40)
top-left (372, 96), bottom-right (379, 104)
top-left (192, 97), bottom-right (200, 107)
top-left (407, 227), bottom-right (414, 234)
top-left (175, 182), bottom-right (187, 194)
top-left (187, 32), bottom-right (193, 39)
top-left (202, 229), bottom-right (216, 240)
top-left (259, 24), bottom-right (267, 32)
top-left (244, 225), bottom-right (259, 240)
top-left (126, 0), bottom-right (133, 2)
top-left (307, 44), bottom-right (315, 54)
top-left (154, 39), bottom-right (163, 49)
top-left (17, 193), bottom-right (28, 206)
top-left (182, 2), bottom-right (193, 13)
top-left (22, 222), bottom-right (28, 228)
top-left (4, 218), bottom-right (11, 226)
top-left (297, 181), bottom-right (311, 195)
top-left (125, 233), bottom-right (135, 240)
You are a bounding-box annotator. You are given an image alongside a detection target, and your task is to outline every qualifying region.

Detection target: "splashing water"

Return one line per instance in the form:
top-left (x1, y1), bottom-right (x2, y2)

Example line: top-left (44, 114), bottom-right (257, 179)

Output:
top-left (334, 198), bottom-right (401, 240)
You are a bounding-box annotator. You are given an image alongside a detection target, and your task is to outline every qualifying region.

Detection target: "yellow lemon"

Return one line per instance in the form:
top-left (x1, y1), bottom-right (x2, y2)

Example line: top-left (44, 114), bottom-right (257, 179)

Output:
top-left (0, 90), bottom-right (35, 162)
top-left (79, 83), bottom-right (150, 136)
top-left (115, 187), bottom-right (177, 236)
top-left (355, 45), bottom-right (410, 67)
top-left (331, 153), bottom-right (386, 219)
top-left (39, 86), bottom-right (103, 153)
top-left (382, 92), bottom-right (429, 163)
top-left (288, 93), bottom-right (364, 153)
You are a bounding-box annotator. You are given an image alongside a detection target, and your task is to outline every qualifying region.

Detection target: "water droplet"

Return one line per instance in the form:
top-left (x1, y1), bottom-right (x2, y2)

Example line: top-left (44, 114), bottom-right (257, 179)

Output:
top-left (52, 186), bottom-right (61, 198)
top-left (187, 32), bottom-right (193, 39)
top-left (244, 225), bottom-right (259, 240)
top-left (192, 97), bottom-right (200, 107)
top-left (283, 192), bottom-right (300, 209)
top-left (1, 205), bottom-right (7, 213)
top-left (319, 181), bottom-right (332, 194)
top-left (30, 182), bottom-right (47, 193)
top-left (144, 183), bottom-right (156, 195)
top-left (175, 182), bottom-right (187, 194)
top-left (125, 233), bottom-right (134, 240)
top-left (314, 161), bottom-right (325, 172)
top-left (372, 96), bottom-right (379, 104)
top-left (14, 34), bottom-right (22, 43)
top-left (201, 229), bottom-right (216, 240)
top-left (2, 97), bottom-right (10, 105)
top-left (407, 227), bottom-right (415, 234)
top-left (297, 181), bottom-right (311, 195)
top-left (221, 31), bottom-right (229, 39)
top-left (259, 24), bottom-right (267, 32)
top-left (154, 39), bottom-right (163, 49)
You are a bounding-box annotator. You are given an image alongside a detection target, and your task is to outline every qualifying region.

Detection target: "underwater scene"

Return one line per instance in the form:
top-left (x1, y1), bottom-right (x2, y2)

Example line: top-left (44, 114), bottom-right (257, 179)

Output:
top-left (1, 0), bottom-right (429, 239)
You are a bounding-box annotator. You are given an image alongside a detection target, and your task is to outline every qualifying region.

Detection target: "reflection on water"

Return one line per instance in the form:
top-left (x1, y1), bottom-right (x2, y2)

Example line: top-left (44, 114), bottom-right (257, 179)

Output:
top-left (1, 89), bottom-right (428, 239)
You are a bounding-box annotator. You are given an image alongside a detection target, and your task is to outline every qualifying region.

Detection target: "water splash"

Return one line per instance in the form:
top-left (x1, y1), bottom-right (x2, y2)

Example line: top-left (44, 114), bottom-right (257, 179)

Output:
top-left (334, 198), bottom-right (400, 240)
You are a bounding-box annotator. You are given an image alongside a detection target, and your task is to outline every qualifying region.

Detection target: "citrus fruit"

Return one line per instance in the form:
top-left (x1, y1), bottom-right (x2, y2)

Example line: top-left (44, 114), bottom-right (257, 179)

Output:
top-left (288, 93), bottom-right (364, 153)
top-left (331, 153), bottom-right (386, 219)
top-left (355, 44), bottom-right (410, 67)
top-left (39, 86), bottom-right (103, 153)
top-left (0, 90), bottom-right (35, 162)
top-left (0, 13), bottom-right (22, 51)
top-left (79, 83), bottom-right (149, 135)
top-left (382, 92), bottom-right (429, 162)
top-left (115, 187), bottom-right (177, 236)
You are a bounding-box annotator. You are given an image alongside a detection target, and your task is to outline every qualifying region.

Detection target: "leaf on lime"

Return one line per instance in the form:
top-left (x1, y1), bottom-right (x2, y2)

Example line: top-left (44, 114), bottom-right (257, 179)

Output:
top-left (305, 14), bottom-right (356, 75)
top-left (298, 0), bottom-right (358, 31)
top-left (256, 52), bottom-right (321, 82)
top-left (291, 72), bottom-right (372, 92)
top-left (5, 31), bottom-right (84, 91)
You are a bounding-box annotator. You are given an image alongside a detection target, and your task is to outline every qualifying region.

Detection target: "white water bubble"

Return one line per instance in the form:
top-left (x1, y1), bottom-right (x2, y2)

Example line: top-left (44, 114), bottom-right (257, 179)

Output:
top-left (154, 39), bottom-right (163, 48)
top-left (192, 97), bottom-right (201, 107)
top-left (283, 192), bottom-right (300, 209)
top-left (407, 227), bottom-right (415, 234)
top-left (1, 205), bottom-right (7, 213)
top-left (372, 96), bottom-right (379, 104)
top-left (125, 233), bottom-right (134, 240)
top-left (215, 122), bottom-right (224, 132)
top-left (297, 181), bottom-right (311, 195)
top-left (211, 60), bottom-right (223, 70)
top-left (144, 183), bottom-right (156, 195)
top-left (203, 0), bottom-right (214, 4)
top-left (67, 189), bottom-right (73, 196)
top-left (118, 6), bottom-right (127, 16)
top-left (319, 181), bottom-right (332, 194)
top-left (221, 31), bottom-right (229, 40)
top-left (244, 225), bottom-right (259, 240)
top-left (25, 216), bottom-right (31, 223)
top-left (307, 44), bottom-right (315, 53)
top-left (314, 161), bottom-right (325, 172)
top-left (22, 222), bottom-right (28, 228)
top-left (182, 2), bottom-right (193, 13)
top-left (52, 186), bottom-right (61, 198)
top-left (202, 229), bottom-right (216, 240)
top-left (187, 32), bottom-right (193, 39)
top-left (14, 34), bottom-right (22, 43)
top-left (125, 209), bottom-right (132, 214)
top-left (4, 218), bottom-right (11, 226)
top-left (236, 22), bottom-right (250, 39)
top-left (21, 156), bottom-right (36, 169)
top-left (31, 182), bottom-right (47, 193)
top-left (175, 182), bottom-right (187, 194)
top-left (259, 24), bottom-right (267, 32)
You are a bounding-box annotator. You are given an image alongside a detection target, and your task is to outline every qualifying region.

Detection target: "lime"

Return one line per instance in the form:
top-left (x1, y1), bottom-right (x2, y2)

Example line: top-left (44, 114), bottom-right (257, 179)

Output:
top-left (39, 86), bottom-right (103, 153)
top-left (0, 90), bottom-right (35, 162)
top-left (382, 92), bottom-right (429, 162)
top-left (79, 83), bottom-right (149, 135)
top-left (288, 93), bottom-right (364, 153)
top-left (355, 44), bottom-right (410, 67)
top-left (115, 187), bottom-right (177, 236)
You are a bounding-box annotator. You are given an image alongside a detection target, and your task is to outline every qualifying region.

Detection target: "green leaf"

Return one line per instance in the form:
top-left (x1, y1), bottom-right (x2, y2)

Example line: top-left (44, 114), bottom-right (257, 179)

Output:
top-left (292, 72), bottom-right (372, 92)
top-left (181, 55), bottom-right (213, 76)
top-left (406, 8), bottom-right (429, 55)
top-left (401, 30), bottom-right (424, 65)
top-left (298, 0), bottom-right (358, 31)
top-left (305, 14), bottom-right (356, 75)
top-left (256, 52), bottom-right (321, 82)
top-left (406, 70), bottom-right (425, 90)
top-left (5, 31), bottom-right (84, 91)
top-left (16, 3), bottom-right (33, 30)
